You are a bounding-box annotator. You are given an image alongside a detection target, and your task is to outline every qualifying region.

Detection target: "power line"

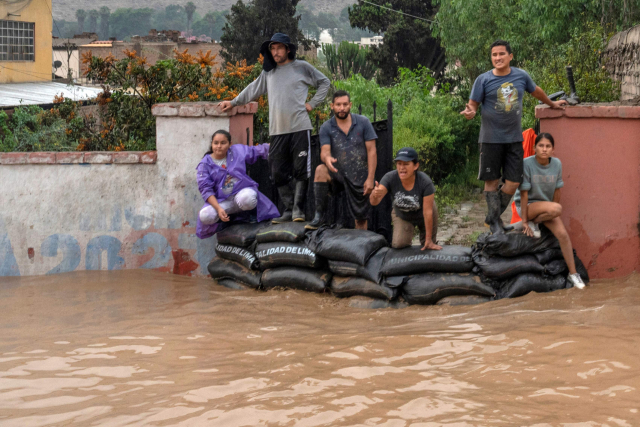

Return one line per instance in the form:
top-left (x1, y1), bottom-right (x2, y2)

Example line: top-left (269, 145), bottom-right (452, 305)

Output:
top-left (361, 0), bottom-right (437, 24)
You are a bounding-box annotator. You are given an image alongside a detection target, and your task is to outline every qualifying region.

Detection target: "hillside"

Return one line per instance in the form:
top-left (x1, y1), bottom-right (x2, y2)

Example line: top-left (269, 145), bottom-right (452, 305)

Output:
top-left (52, 0), bottom-right (357, 21)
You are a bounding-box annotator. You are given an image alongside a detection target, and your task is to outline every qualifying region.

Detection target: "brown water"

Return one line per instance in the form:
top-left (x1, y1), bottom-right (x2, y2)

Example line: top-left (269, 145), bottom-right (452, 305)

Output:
top-left (1, 271), bottom-right (639, 426)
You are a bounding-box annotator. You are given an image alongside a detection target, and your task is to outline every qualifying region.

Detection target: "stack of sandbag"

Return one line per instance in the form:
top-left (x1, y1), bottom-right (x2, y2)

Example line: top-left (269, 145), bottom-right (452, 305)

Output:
top-left (307, 228), bottom-right (395, 301)
top-left (207, 222), bottom-right (269, 289)
top-left (380, 245), bottom-right (495, 305)
top-left (472, 229), bottom-right (590, 299)
top-left (255, 222), bottom-right (331, 293)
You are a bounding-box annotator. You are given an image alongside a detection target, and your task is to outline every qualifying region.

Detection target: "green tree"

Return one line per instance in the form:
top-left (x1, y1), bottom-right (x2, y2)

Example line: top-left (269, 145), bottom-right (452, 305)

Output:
top-left (322, 41), bottom-right (377, 79)
top-left (76, 9), bottom-right (86, 34)
top-left (348, 0), bottom-right (445, 84)
top-left (98, 7), bottom-right (110, 39)
top-left (185, 2), bottom-right (197, 36)
top-left (153, 5), bottom-right (187, 32)
top-left (221, 0), bottom-right (314, 63)
top-left (110, 8), bottom-right (154, 40)
top-left (88, 10), bottom-right (99, 34)
top-left (192, 11), bottom-right (227, 40)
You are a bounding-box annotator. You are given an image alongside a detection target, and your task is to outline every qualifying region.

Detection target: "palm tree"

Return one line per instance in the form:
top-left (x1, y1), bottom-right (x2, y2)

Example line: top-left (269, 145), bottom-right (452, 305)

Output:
top-left (99, 7), bottom-right (110, 40)
top-left (185, 2), bottom-right (196, 37)
top-left (204, 12), bottom-right (216, 39)
top-left (76, 9), bottom-right (86, 34)
top-left (88, 10), bottom-right (99, 34)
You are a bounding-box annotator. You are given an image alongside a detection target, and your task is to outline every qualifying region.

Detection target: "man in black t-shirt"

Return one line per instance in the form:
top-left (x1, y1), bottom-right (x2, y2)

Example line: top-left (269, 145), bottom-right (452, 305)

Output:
top-left (370, 147), bottom-right (441, 250)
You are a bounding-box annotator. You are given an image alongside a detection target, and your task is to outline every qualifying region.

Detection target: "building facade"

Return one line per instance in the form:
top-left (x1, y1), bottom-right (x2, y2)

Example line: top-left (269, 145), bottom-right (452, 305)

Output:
top-left (0, 0), bottom-right (53, 83)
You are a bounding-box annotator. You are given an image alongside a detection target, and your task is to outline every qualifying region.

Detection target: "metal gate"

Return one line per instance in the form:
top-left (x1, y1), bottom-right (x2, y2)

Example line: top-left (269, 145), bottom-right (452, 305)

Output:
top-left (247, 100), bottom-right (394, 243)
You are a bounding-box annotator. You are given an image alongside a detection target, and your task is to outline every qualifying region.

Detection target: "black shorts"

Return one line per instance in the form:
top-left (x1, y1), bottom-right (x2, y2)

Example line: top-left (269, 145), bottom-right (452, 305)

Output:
top-left (478, 142), bottom-right (524, 183)
top-left (269, 130), bottom-right (311, 187)
top-left (330, 171), bottom-right (371, 221)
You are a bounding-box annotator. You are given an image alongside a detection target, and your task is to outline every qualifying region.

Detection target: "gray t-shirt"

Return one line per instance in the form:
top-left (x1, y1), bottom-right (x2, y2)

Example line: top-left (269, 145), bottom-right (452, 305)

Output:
top-left (231, 60), bottom-right (330, 136)
top-left (319, 114), bottom-right (377, 185)
top-left (470, 67), bottom-right (537, 144)
top-left (380, 171), bottom-right (435, 223)
top-left (514, 156), bottom-right (564, 206)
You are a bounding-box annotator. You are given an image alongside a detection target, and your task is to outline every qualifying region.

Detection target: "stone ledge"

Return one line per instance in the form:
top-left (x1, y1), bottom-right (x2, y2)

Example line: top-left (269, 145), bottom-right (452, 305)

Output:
top-left (536, 104), bottom-right (640, 119)
top-left (0, 151), bottom-right (158, 165)
top-left (152, 101), bottom-right (259, 117)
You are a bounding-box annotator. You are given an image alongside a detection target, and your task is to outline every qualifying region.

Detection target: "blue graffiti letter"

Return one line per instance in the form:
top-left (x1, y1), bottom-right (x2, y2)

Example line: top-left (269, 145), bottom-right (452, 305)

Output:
top-left (86, 236), bottom-right (125, 270)
top-left (132, 233), bottom-right (171, 269)
top-left (41, 234), bottom-right (81, 275)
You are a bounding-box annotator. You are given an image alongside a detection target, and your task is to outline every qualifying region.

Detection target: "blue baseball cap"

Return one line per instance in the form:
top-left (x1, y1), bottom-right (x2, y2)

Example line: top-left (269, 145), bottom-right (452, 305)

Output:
top-left (394, 147), bottom-right (418, 162)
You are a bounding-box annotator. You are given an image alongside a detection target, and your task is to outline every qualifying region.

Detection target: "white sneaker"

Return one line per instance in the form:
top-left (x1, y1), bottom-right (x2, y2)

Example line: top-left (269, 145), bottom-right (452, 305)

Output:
top-left (568, 273), bottom-right (586, 289)
top-left (528, 221), bottom-right (541, 238)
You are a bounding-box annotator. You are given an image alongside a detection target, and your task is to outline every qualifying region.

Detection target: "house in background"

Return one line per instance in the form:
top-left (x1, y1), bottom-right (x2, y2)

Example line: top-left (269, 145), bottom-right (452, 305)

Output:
top-left (52, 33), bottom-right (98, 82)
top-left (0, 0), bottom-right (53, 83)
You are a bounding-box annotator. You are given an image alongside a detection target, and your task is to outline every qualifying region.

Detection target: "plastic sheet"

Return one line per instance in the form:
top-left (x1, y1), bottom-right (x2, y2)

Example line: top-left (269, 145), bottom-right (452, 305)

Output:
top-left (255, 242), bottom-right (323, 270)
top-left (474, 229), bottom-right (560, 258)
top-left (207, 257), bottom-right (262, 289)
top-left (215, 244), bottom-right (259, 271)
top-left (498, 273), bottom-right (567, 298)
top-left (261, 267), bottom-right (332, 293)
top-left (308, 227), bottom-right (387, 266)
top-left (472, 252), bottom-right (544, 281)
top-left (382, 245), bottom-right (474, 277)
top-left (255, 222), bottom-right (310, 244)
top-left (216, 222), bottom-right (270, 247)
top-left (402, 273), bottom-right (495, 305)
top-left (331, 276), bottom-right (397, 301)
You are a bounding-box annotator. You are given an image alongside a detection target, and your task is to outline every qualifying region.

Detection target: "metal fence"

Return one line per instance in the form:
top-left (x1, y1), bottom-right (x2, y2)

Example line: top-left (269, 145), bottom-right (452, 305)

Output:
top-left (248, 100), bottom-right (394, 243)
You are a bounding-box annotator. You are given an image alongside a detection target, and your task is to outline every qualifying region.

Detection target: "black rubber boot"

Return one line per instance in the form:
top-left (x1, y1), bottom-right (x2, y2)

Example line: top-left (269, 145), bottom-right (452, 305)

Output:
top-left (305, 182), bottom-right (329, 230)
top-left (272, 185), bottom-right (294, 224)
top-left (499, 190), bottom-right (515, 232)
top-left (292, 180), bottom-right (308, 222)
top-left (485, 191), bottom-right (505, 235)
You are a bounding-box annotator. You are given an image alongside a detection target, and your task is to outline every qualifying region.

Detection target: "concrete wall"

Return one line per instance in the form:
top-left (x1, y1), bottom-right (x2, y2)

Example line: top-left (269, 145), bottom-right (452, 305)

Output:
top-left (0, 102), bottom-right (257, 277)
top-left (605, 24), bottom-right (640, 100)
top-left (0, 0), bottom-right (53, 83)
top-left (536, 104), bottom-right (640, 279)
top-left (53, 48), bottom-right (80, 80)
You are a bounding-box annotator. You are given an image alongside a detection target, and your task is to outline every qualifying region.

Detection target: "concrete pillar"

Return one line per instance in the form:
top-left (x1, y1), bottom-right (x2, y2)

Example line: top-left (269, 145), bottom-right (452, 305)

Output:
top-left (536, 104), bottom-right (640, 279)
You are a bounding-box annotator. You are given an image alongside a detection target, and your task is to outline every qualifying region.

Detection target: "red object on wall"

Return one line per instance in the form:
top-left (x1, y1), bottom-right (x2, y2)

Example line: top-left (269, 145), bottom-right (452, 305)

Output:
top-left (536, 104), bottom-right (640, 279)
top-left (510, 128), bottom-right (537, 224)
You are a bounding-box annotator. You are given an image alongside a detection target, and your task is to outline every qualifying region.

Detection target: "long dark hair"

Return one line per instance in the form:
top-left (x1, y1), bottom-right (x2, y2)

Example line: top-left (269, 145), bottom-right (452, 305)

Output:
top-left (205, 129), bottom-right (232, 156)
top-left (535, 132), bottom-right (555, 147)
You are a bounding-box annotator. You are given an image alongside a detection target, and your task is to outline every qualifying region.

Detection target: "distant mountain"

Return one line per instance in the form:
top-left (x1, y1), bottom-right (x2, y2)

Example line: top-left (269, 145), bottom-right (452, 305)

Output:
top-left (52, 0), bottom-right (357, 21)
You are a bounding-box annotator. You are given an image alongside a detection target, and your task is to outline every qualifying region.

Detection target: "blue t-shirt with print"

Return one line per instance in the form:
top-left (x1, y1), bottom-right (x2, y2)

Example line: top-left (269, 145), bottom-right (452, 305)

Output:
top-left (470, 67), bottom-right (537, 144)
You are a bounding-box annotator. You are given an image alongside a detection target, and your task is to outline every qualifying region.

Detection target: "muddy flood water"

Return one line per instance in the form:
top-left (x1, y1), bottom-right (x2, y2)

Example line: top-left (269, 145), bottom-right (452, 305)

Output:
top-left (1, 271), bottom-right (639, 426)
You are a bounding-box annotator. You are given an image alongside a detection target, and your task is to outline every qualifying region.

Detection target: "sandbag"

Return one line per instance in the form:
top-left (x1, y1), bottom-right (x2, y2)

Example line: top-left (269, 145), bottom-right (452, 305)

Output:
top-left (475, 229), bottom-right (560, 258)
top-left (216, 222), bottom-right (269, 247)
top-left (381, 245), bottom-right (474, 277)
top-left (215, 243), bottom-right (259, 270)
top-left (328, 247), bottom-right (389, 283)
top-left (384, 276), bottom-right (407, 288)
top-left (402, 273), bottom-right (495, 305)
top-left (498, 273), bottom-right (567, 299)
top-left (330, 276), bottom-right (397, 301)
top-left (261, 267), bottom-right (332, 293)
top-left (436, 295), bottom-right (492, 306)
top-left (207, 257), bottom-right (261, 289)
top-left (255, 242), bottom-right (323, 270)
top-left (545, 259), bottom-right (568, 276)
top-left (472, 252), bottom-right (544, 281)
top-left (308, 228), bottom-right (387, 266)
top-left (535, 249), bottom-right (565, 265)
top-left (255, 222), bottom-right (309, 244)
top-left (216, 279), bottom-right (252, 290)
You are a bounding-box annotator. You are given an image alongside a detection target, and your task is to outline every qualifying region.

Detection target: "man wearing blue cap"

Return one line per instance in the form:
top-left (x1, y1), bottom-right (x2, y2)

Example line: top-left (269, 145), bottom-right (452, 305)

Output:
top-left (220, 33), bottom-right (330, 224)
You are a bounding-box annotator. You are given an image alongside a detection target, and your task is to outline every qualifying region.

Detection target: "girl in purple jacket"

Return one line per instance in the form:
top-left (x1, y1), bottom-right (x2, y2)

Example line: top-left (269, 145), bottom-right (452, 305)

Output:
top-left (196, 130), bottom-right (279, 239)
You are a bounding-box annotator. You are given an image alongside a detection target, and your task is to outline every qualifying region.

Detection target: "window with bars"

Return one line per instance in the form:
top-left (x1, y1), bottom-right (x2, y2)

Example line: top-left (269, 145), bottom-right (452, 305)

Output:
top-left (0, 20), bottom-right (35, 61)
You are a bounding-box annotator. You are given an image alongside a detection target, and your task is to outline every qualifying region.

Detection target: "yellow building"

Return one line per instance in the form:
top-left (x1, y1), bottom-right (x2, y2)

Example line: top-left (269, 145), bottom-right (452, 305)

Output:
top-left (0, 0), bottom-right (53, 83)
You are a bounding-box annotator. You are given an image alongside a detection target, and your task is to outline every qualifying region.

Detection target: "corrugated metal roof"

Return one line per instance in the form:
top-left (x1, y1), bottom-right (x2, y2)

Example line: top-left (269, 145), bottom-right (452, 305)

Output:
top-left (0, 82), bottom-right (103, 107)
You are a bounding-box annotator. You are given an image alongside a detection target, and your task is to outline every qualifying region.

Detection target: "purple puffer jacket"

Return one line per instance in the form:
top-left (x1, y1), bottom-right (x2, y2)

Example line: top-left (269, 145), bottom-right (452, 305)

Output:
top-left (196, 143), bottom-right (279, 239)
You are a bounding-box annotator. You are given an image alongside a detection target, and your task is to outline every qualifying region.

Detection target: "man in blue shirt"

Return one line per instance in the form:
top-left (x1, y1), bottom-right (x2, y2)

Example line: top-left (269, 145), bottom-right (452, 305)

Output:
top-left (460, 40), bottom-right (567, 234)
top-left (306, 90), bottom-right (378, 230)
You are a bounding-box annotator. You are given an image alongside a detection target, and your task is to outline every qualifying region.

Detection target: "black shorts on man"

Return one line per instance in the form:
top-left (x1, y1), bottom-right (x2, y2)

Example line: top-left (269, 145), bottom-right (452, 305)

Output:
top-left (478, 142), bottom-right (524, 182)
top-left (269, 130), bottom-right (311, 187)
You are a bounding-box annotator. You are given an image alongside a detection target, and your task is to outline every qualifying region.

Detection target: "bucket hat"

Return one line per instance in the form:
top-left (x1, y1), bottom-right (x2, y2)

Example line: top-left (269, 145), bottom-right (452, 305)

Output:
top-left (260, 33), bottom-right (297, 72)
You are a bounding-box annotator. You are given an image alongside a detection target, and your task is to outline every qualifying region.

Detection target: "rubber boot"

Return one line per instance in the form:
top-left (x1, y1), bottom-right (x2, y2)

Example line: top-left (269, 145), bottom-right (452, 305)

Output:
top-left (499, 190), bottom-right (515, 232)
top-left (292, 180), bottom-right (308, 222)
top-left (272, 185), bottom-right (294, 224)
top-left (484, 191), bottom-right (504, 235)
top-left (305, 182), bottom-right (329, 230)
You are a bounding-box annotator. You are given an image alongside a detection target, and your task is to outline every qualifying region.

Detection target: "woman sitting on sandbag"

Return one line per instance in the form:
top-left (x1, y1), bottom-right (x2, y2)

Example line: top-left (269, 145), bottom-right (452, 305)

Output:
top-left (196, 130), bottom-right (279, 239)
top-left (514, 132), bottom-right (585, 289)
top-left (369, 147), bottom-right (441, 251)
